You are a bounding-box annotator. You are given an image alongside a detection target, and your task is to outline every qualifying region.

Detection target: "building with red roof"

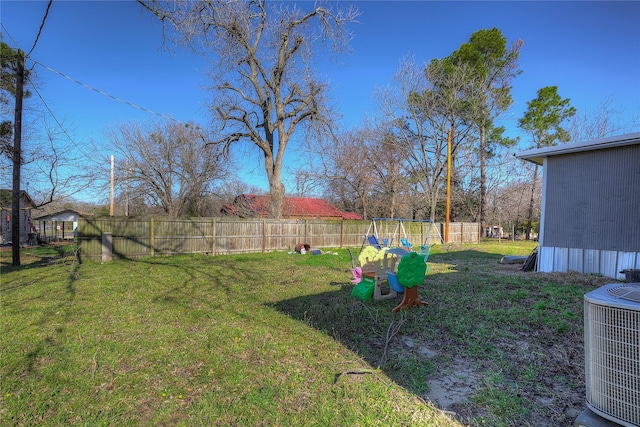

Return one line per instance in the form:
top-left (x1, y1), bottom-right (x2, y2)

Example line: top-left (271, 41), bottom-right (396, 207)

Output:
top-left (221, 194), bottom-right (362, 220)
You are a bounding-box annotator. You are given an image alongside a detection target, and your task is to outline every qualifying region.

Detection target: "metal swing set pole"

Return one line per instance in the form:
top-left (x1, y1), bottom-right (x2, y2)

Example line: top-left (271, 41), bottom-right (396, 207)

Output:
top-left (360, 218), bottom-right (380, 252)
top-left (361, 218), bottom-right (449, 252)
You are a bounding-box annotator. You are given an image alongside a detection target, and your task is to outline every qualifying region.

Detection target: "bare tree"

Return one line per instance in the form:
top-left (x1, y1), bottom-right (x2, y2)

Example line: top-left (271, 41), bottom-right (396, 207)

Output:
top-left (105, 120), bottom-right (229, 217)
top-left (362, 123), bottom-right (412, 219)
top-left (483, 155), bottom-right (537, 238)
top-left (568, 99), bottom-right (640, 142)
top-left (316, 127), bottom-right (377, 220)
top-left (288, 167), bottom-right (321, 197)
top-left (0, 110), bottom-right (99, 210)
top-left (2, 42), bottom-right (100, 213)
top-left (375, 57), bottom-right (477, 221)
top-left (138, 0), bottom-right (359, 218)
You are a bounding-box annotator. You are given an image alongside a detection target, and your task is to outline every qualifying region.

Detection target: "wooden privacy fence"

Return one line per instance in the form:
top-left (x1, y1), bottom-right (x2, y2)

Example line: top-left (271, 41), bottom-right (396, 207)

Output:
top-left (77, 217), bottom-right (479, 262)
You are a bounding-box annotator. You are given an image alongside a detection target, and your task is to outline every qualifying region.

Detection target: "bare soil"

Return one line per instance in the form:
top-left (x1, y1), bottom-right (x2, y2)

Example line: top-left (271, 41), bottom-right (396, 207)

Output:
top-left (391, 264), bottom-right (616, 427)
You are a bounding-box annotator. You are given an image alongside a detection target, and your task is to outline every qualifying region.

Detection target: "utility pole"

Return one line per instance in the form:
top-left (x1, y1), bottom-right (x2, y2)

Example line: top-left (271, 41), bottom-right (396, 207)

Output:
top-left (125, 161), bottom-right (129, 217)
top-left (110, 155), bottom-right (114, 216)
top-left (11, 50), bottom-right (25, 266)
top-left (445, 127), bottom-right (452, 244)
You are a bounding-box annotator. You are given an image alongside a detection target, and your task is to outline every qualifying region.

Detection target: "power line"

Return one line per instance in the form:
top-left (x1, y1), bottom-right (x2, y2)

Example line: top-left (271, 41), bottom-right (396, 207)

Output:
top-left (4, 23), bottom-right (204, 132)
top-left (26, 0), bottom-right (53, 57)
top-left (2, 28), bottom-right (205, 160)
top-left (31, 60), bottom-right (192, 127)
top-left (1, 23), bottom-right (20, 47)
top-left (30, 82), bottom-right (95, 162)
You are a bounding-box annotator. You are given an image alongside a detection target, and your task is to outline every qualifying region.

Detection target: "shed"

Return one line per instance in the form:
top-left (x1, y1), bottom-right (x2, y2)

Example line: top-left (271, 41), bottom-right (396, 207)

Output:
top-left (33, 210), bottom-right (85, 242)
top-left (516, 132), bottom-right (640, 280)
top-left (0, 189), bottom-right (37, 245)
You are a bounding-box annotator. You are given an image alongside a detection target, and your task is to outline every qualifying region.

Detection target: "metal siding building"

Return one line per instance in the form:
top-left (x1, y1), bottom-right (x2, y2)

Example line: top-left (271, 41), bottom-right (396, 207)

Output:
top-left (516, 132), bottom-right (640, 280)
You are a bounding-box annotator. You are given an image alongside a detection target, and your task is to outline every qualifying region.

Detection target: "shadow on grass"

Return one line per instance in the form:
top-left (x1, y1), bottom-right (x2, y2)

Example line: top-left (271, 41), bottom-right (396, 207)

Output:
top-left (2, 252), bottom-right (270, 385)
top-left (269, 283), bottom-right (450, 400)
top-left (3, 246), bottom-right (525, 400)
top-left (264, 250), bottom-right (510, 398)
top-left (268, 246), bottom-right (602, 427)
top-left (0, 243), bottom-right (80, 275)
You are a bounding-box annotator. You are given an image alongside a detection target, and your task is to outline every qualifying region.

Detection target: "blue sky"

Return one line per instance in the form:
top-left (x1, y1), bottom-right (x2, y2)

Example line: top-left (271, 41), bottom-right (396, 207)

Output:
top-left (2, 1), bottom-right (639, 200)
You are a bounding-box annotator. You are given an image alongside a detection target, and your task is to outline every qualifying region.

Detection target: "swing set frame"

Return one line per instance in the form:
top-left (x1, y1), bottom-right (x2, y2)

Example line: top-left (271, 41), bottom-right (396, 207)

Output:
top-left (360, 218), bottom-right (449, 252)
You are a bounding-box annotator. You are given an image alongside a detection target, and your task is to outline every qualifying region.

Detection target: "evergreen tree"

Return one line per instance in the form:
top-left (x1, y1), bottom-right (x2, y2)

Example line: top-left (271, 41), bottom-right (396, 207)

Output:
top-left (518, 86), bottom-right (576, 239)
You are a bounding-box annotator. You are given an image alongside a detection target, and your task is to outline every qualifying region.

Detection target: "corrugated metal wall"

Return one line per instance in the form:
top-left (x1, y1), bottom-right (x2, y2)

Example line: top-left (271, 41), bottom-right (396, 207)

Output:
top-left (543, 145), bottom-right (640, 252)
top-left (538, 144), bottom-right (640, 279)
top-left (538, 246), bottom-right (640, 280)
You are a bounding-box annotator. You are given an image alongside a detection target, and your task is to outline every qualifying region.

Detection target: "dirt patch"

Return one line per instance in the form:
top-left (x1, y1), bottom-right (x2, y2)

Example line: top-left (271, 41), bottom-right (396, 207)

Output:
top-left (497, 263), bottom-right (616, 288)
top-left (393, 336), bottom-right (480, 408)
top-left (426, 358), bottom-right (483, 409)
top-left (388, 266), bottom-right (618, 426)
top-left (390, 332), bottom-right (588, 426)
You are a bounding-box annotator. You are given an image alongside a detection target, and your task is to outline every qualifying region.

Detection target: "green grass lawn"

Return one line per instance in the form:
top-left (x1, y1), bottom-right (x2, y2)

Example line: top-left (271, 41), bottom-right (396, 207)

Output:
top-left (1, 241), bottom-right (612, 426)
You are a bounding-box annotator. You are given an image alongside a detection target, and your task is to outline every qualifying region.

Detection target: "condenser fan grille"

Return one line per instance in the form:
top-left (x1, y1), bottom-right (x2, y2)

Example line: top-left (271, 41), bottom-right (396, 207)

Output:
top-left (607, 285), bottom-right (640, 303)
top-left (584, 284), bottom-right (640, 427)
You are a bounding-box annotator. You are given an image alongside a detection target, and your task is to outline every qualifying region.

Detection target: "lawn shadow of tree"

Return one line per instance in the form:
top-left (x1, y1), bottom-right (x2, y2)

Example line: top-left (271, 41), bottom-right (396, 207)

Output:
top-left (267, 256), bottom-right (468, 401)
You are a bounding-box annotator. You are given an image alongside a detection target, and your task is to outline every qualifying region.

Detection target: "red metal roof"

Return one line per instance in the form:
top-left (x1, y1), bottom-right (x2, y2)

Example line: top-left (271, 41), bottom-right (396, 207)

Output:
top-left (222, 194), bottom-right (362, 220)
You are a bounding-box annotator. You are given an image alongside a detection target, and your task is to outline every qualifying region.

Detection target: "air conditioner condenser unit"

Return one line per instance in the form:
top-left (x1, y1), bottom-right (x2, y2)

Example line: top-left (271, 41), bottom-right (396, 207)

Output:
top-left (583, 283), bottom-right (640, 427)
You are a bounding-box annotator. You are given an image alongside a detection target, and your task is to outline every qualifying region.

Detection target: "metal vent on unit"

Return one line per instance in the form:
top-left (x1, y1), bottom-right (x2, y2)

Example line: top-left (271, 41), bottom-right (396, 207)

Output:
top-left (606, 284), bottom-right (640, 303)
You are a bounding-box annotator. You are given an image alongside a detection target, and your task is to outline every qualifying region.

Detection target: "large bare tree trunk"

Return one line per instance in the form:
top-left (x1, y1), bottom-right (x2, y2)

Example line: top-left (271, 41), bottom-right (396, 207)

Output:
top-left (267, 175), bottom-right (285, 219)
top-left (479, 125), bottom-right (487, 238)
top-left (263, 136), bottom-right (285, 219)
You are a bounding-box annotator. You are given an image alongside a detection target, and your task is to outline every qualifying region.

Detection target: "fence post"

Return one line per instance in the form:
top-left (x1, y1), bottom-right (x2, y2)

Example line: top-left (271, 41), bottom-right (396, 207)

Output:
top-left (102, 232), bottom-right (112, 262)
top-left (78, 217), bottom-right (481, 259)
top-left (149, 217), bottom-right (154, 257)
top-left (305, 219), bottom-right (309, 244)
top-left (211, 218), bottom-right (216, 255)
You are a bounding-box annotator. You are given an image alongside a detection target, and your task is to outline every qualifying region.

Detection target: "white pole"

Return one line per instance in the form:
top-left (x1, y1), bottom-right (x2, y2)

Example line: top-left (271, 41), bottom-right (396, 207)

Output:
top-left (110, 155), bottom-right (114, 216)
top-left (125, 161), bottom-right (129, 217)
